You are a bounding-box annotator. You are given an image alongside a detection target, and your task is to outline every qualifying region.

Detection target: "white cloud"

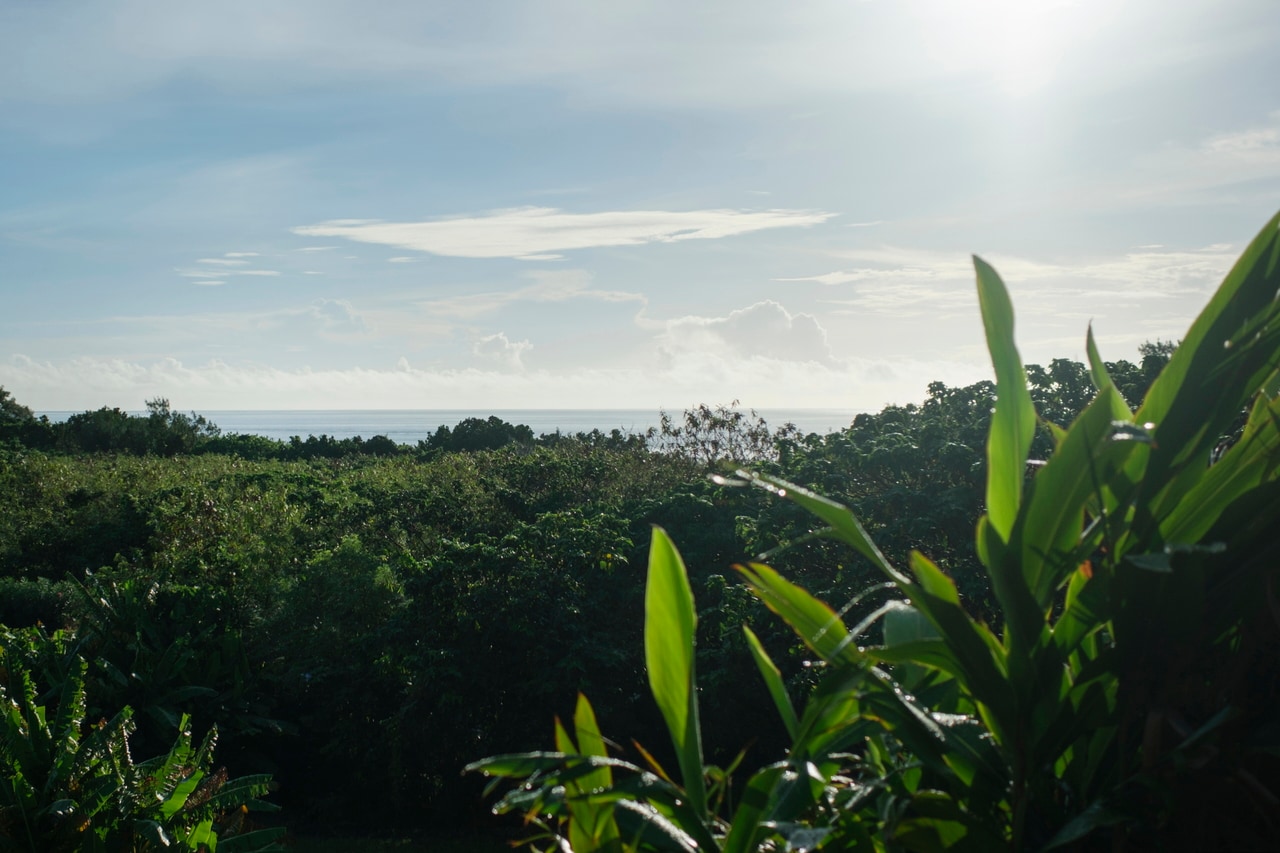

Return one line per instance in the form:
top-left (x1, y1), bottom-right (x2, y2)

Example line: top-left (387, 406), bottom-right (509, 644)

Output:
top-left (224, 251), bottom-right (260, 258)
top-left (387, 256), bottom-right (415, 263)
top-left (194, 280), bottom-right (225, 287)
top-left (660, 300), bottom-right (837, 365)
top-left (309, 298), bottom-right (370, 338)
top-left (473, 332), bottom-right (532, 370)
top-left (781, 242), bottom-right (1237, 316)
top-left (293, 206), bottom-right (835, 260)
top-left (197, 257), bottom-right (249, 266)
top-left (179, 268), bottom-right (281, 281)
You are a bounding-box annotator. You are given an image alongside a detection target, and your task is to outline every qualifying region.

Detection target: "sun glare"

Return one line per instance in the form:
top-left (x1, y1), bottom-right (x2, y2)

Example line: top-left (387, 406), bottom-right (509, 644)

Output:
top-left (916, 0), bottom-right (1096, 97)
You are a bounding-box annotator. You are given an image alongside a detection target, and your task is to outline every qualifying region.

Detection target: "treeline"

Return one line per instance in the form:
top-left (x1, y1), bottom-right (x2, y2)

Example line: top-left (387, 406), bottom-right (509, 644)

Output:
top-left (0, 394), bottom-right (643, 460)
top-left (0, 345), bottom-right (1174, 838)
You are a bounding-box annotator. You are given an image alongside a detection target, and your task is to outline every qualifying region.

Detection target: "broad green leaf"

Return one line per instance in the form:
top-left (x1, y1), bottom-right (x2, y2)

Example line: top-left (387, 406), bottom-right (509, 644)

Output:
top-left (554, 716), bottom-right (577, 753)
top-left (746, 472), bottom-right (910, 586)
top-left (160, 769), bottom-right (204, 820)
top-left (743, 626), bottom-right (799, 739)
top-left (1133, 212), bottom-right (1280, 531)
top-left (567, 695), bottom-right (622, 851)
top-left (975, 255), bottom-right (1036, 540)
top-left (722, 765), bottom-right (785, 853)
top-left (1086, 325), bottom-right (1133, 419)
top-left (900, 553), bottom-right (1013, 736)
top-left (735, 562), bottom-right (860, 665)
top-left (1160, 392), bottom-right (1280, 543)
top-left (882, 600), bottom-right (940, 647)
top-left (1015, 386), bottom-right (1138, 607)
top-left (610, 798), bottom-right (701, 853)
top-left (644, 527), bottom-right (707, 819)
top-left (1053, 564), bottom-right (1105, 656)
top-left (1085, 324), bottom-right (1112, 393)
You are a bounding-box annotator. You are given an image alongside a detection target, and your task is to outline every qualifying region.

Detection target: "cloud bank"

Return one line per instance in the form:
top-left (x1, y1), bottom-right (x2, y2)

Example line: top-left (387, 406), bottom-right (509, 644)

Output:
top-left (0, 350), bottom-right (986, 413)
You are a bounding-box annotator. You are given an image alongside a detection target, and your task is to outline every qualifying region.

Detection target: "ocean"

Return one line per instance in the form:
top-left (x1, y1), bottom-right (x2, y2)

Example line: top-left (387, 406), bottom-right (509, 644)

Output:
top-left (39, 409), bottom-right (859, 444)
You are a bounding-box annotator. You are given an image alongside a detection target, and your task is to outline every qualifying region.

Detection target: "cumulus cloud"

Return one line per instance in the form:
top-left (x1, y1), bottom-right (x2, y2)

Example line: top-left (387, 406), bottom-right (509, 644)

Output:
top-left (660, 300), bottom-right (837, 365)
top-left (309, 298), bottom-right (370, 338)
top-left (292, 206), bottom-right (835, 260)
top-left (473, 332), bottom-right (532, 370)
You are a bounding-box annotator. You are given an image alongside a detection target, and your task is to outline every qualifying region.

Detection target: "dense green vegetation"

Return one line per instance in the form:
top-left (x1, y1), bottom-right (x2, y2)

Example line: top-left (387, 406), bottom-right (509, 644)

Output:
top-left (4, 219), bottom-right (1264, 850)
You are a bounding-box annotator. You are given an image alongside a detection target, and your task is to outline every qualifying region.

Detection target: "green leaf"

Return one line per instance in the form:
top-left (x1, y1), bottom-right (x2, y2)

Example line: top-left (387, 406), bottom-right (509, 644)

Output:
top-left (722, 765), bottom-right (785, 853)
top-left (565, 694), bottom-right (621, 851)
top-left (160, 769), bottom-right (204, 820)
top-left (1161, 391), bottom-right (1280, 543)
top-left (735, 562), bottom-right (860, 666)
top-left (1086, 325), bottom-right (1134, 419)
top-left (975, 255), bottom-right (1037, 541)
top-left (743, 626), bottom-right (799, 739)
top-left (1134, 212), bottom-right (1280, 530)
top-left (745, 472), bottom-right (910, 586)
top-left (644, 526), bottom-right (707, 819)
top-left (1085, 324), bottom-right (1113, 393)
top-left (1015, 386), bottom-right (1138, 607)
top-left (882, 600), bottom-right (940, 647)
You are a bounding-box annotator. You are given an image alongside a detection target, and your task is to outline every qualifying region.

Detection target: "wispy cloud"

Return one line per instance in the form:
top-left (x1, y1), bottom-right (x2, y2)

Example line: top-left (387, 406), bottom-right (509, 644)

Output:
top-left (1116, 112), bottom-right (1280, 204)
top-left (197, 258), bottom-right (249, 266)
top-left (781, 242), bottom-right (1235, 305)
top-left (420, 268), bottom-right (644, 319)
top-left (293, 206), bottom-right (835, 260)
top-left (177, 266), bottom-right (281, 281)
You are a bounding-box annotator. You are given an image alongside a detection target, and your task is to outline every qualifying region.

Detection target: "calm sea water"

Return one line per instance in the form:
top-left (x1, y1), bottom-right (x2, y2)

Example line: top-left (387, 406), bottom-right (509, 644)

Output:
top-left (41, 409), bottom-right (858, 443)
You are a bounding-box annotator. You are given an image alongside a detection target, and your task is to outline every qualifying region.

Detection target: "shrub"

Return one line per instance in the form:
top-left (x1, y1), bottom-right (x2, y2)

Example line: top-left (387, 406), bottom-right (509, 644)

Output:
top-left (0, 625), bottom-right (283, 851)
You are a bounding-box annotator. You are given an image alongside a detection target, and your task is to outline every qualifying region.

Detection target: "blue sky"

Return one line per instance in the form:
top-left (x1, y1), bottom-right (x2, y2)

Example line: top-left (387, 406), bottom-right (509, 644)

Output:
top-left (2, 0), bottom-right (1278, 411)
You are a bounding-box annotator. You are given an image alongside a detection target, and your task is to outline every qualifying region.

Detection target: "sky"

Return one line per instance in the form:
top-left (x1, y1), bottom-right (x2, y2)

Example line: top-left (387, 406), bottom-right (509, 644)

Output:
top-left (2, 0), bottom-right (1278, 412)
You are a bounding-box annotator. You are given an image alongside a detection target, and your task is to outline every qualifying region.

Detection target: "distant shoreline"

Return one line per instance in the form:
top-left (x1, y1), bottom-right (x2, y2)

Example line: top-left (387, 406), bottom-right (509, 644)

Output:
top-left (35, 408), bottom-right (859, 443)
